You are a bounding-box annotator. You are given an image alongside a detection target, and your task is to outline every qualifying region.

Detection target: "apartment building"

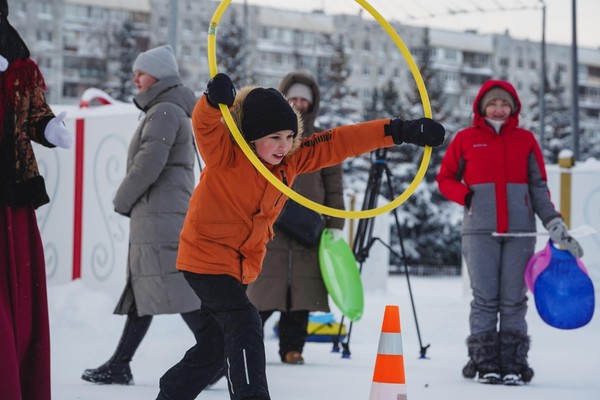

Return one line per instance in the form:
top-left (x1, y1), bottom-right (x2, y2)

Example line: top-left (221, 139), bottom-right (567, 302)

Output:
top-left (9, 0), bottom-right (600, 140)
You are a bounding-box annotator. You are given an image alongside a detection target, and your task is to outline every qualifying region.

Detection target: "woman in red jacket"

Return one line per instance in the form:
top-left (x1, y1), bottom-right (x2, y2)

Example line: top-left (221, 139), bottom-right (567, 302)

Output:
top-left (436, 80), bottom-right (583, 386)
top-left (154, 73), bottom-right (445, 400)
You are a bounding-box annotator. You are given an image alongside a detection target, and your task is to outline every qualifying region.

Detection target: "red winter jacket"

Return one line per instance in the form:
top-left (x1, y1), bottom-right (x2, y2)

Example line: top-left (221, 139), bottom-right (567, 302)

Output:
top-left (436, 80), bottom-right (559, 234)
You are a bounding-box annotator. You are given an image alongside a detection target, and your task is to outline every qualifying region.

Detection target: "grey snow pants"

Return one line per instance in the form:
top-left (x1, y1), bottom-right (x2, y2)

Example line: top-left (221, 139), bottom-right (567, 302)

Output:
top-left (462, 234), bottom-right (535, 335)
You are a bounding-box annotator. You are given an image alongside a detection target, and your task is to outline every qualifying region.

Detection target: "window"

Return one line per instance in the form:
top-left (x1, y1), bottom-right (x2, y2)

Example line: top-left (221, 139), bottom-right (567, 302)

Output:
top-left (63, 83), bottom-right (79, 98)
top-left (37, 2), bottom-right (52, 17)
top-left (445, 49), bottom-right (458, 61)
top-left (63, 31), bottom-right (78, 51)
top-left (588, 66), bottom-right (600, 79)
top-left (36, 30), bottom-right (53, 42)
top-left (183, 20), bottom-right (193, 33)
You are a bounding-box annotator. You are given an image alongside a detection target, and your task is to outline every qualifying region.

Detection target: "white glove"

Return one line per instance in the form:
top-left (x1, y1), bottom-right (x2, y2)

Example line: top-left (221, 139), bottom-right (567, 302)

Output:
top-left (0, 54), bottom-right (8, 72)
top-left (329, 228), bottom-right (345, 242)
top-left (44, 111), bottom-right (73, 149)
top-left (546, 217), bottom-right (584, 258)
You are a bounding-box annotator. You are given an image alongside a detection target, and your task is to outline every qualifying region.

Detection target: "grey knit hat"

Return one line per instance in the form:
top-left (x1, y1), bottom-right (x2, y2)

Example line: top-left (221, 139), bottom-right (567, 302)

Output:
top-left (479, 87), bottom-right (515, 114)
top-left (286, 82), bottom-right (313, 104)
top-left (132, 45), bottom-right (179, 79)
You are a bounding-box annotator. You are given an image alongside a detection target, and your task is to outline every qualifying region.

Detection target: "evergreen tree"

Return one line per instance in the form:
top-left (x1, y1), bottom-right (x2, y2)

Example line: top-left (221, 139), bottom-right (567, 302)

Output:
top-left (380, 79), bottom-right (402, 117)
top-left (106, 21), bottom-right (140, 101)
top-left (527, 69), bottom-right (571, 163)
top-left (544, 71), bottom-right (572, 162)
top-left (387, 29), bottom-right (462, 271)
top-left (317, 33), bottom-right (361, 130)
top-left (363, 87), bottom-right (380, 121)
top-left (217, 8), bottom-right (248, 87)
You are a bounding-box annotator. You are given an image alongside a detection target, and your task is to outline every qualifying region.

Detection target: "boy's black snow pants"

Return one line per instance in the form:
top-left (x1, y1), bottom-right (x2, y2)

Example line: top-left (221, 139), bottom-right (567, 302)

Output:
top-left (157, 273), bottom-right (270, 400)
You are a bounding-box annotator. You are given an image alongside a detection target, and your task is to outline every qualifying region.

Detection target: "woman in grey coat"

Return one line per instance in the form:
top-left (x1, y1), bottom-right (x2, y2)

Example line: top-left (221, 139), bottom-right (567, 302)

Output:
top-left (82, 45), bottom-right (202, 385)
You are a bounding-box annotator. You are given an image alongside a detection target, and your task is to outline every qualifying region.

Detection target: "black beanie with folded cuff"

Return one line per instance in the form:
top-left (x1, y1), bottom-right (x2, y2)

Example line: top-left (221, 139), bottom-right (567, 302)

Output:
top-left (242, 88), bottom-right (298, 142)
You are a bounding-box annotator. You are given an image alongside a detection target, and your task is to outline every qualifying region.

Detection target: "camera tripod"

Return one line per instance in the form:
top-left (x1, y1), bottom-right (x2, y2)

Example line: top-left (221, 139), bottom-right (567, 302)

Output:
top-left (331, 148), bottom-right (430, 359)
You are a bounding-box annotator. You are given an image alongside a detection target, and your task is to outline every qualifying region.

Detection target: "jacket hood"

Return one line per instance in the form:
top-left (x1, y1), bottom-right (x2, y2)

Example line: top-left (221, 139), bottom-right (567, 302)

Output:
top-left (279, 70), bottom-right (320, 135)
top-left (133, 76), bottom-right (196, 116)
top-left (472, 79), bottom-right (521, 130)
top-left (230, 85), bottom-right (304, 156)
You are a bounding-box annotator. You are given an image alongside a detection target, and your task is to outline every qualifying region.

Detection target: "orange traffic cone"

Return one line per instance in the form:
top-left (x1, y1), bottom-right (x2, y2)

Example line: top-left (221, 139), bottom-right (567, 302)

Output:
top-left (369, 305), bottom-right (407, 400)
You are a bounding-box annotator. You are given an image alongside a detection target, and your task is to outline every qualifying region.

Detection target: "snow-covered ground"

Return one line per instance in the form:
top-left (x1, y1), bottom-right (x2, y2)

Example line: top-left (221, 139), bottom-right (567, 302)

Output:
top-left (50, 274), bottom-right (599, 400)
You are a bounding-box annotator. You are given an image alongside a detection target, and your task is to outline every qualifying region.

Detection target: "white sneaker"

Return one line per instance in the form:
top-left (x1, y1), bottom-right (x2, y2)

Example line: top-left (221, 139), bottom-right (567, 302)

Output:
top-left (478, 372), bottom-right (501, 384)
top-left (502, 373), bottom-right (524, 386)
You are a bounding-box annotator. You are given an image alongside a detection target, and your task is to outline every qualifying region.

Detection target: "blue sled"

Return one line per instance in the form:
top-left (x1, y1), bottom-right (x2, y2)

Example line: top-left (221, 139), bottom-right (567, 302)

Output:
top-left (533, 243), bottom-right (595, 329)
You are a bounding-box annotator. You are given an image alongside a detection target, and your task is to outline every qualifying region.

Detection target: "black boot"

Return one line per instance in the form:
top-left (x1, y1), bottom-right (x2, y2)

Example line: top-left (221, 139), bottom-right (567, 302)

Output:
top-left (463, 331), bottom-right (501, 384)
top-left (499, 331), bottom-right (534, 385)
top-left (82, 313), bottom-right (152, 385)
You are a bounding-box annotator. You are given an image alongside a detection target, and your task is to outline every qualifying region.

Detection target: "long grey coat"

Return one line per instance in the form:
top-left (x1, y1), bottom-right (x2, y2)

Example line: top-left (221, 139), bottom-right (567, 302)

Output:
top-left (246, 71), bottom-right (345, 312)
top-left (113, 76), bottom-right (201, 316)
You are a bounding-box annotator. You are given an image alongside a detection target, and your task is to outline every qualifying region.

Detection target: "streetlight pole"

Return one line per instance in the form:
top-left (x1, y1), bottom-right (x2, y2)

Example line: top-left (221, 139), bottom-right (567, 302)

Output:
top-left (244, 0), bottom-right (250, 85)
top-left (539, 1), bottom-right (546, 147)
top-left (571, 0), bottom-right (580, 160)
top-left (168, 0), bottom-right (178, 54)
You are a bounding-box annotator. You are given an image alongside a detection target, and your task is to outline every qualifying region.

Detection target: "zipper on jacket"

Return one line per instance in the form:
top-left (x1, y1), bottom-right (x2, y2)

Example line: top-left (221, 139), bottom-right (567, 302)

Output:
top-left (275, 170), bottom-right (288, 207)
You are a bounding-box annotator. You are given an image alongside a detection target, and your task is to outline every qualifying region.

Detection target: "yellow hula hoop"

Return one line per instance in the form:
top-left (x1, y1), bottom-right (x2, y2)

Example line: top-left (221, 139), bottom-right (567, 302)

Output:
top-left (207, 0), bottom-right (432, 219)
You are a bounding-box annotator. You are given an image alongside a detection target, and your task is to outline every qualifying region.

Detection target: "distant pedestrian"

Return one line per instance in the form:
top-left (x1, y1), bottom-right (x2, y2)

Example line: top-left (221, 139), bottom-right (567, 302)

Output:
top-left (81, 45), bottom-right (205, 386)
top-left (436, 79), bottom-right (583, 386)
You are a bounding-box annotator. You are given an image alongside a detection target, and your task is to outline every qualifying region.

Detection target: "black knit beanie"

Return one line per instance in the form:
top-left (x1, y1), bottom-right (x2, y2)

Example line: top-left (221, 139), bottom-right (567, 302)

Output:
top-left (242, 88), bottom-right (298, 141)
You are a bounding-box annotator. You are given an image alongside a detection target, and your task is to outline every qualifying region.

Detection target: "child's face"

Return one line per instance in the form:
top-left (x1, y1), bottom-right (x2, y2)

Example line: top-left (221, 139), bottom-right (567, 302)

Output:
top-left (484, 99), bottom-right (512, 121)
top-left (253, 130), bottom-right (295, 165)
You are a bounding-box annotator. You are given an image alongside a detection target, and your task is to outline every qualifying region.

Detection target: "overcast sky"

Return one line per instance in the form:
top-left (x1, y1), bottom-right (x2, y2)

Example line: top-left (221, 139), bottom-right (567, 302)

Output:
top-left (232, 0), bottom-right (600, 49)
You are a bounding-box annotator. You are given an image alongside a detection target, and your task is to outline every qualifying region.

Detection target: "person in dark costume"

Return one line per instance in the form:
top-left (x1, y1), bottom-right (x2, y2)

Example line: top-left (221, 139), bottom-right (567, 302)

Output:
top-left (0, 1), bottom-right (73, 398)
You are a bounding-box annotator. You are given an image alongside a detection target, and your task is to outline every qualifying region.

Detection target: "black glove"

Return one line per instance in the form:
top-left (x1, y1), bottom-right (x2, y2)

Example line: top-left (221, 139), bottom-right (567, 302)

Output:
top-left (205, 73), bottom-right (236, 108)
top-left (386, 118), bottom-right (445, 147)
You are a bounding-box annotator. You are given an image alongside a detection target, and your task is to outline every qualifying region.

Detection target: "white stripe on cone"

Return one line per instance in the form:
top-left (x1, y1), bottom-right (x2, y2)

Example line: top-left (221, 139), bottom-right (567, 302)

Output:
top-left (369, 382), bottom-right (407, 400)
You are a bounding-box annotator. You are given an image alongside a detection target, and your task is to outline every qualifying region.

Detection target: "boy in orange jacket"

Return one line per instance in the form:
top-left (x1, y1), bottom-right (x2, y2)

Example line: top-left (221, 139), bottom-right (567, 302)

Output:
top-left (156, 73), bottom-right (445, 400)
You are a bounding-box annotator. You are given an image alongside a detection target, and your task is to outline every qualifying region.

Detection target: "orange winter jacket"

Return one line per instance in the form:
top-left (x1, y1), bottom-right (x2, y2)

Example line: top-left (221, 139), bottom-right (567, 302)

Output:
top-left (176, 93), bottom-right (394, 284)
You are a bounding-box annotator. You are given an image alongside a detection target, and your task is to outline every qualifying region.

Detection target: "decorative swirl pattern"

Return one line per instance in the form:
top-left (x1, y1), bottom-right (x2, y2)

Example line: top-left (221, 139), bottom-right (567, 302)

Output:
top-left (36, 148), bottom-right (60, 277)
top-left (89, 134), bottom-right (129, 281)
